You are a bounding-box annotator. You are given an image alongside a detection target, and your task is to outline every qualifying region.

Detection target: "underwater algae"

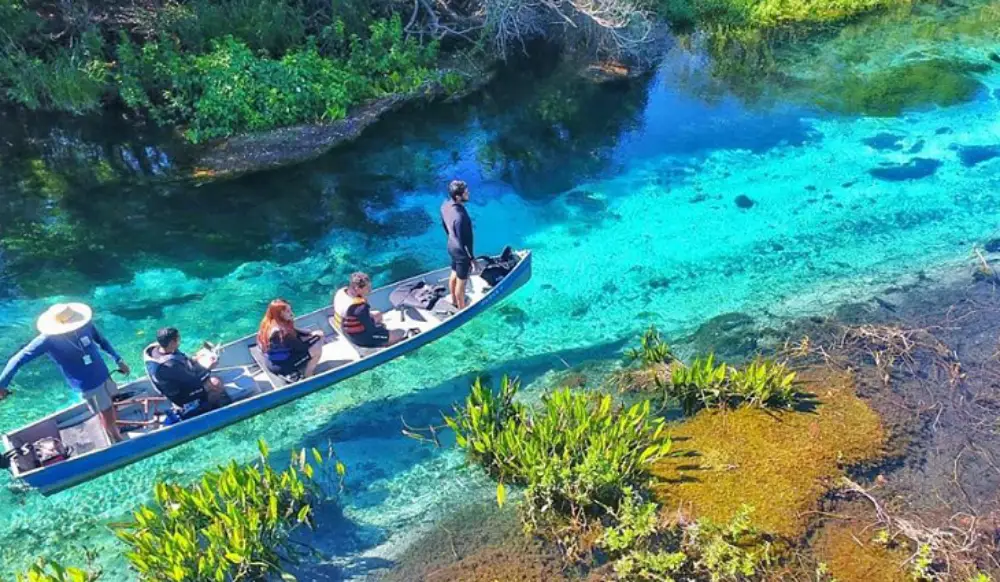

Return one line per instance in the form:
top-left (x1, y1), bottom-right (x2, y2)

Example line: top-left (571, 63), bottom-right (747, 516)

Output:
top-left (650, 368), bottom-right (885, 539)
top-left (815, 58), bottom-right (988, 116)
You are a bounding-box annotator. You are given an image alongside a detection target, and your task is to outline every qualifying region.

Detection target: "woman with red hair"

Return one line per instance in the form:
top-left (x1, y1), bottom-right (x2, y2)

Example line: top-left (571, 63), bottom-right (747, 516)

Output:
top-left (256, 299), bottom-right (324, 380)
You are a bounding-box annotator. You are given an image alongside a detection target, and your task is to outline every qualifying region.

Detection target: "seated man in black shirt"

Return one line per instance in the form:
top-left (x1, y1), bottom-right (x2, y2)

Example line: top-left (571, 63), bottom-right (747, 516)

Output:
top-left (331, 272), bottom-right (407, 348)
top-left (143, 327), bottom-right (230, 418)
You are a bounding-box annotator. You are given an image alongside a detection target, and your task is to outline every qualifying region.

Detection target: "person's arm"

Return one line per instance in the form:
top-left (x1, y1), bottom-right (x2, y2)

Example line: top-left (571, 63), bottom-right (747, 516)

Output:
top-left (0, 336), bottom-right (49, 390)
top-left (354, 303), bottom-right (380, 331)
top-left (458, 212), bottom-right (474, 258)
top-left (92, 325), bottom-right (129, 374)
top-left (158, 361), bottom-right (208, 395)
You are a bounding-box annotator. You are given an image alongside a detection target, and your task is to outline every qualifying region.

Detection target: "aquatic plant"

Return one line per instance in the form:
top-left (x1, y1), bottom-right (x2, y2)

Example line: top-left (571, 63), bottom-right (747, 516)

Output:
top-left (665, 354), bottom-right (729, 414)
top-left (14, 558), bottom-right (99, 582)
top-left (727, 357), bottom-right (797, 408)
top-left (606, 503), bottom-right (774, 581)
top-left (652, 369), bottom-right (885, 538)
top-left (815, 58), bottom-right (988, 117)
top-left (114, 440), bottom-right (341, 582)
top-left (624, 326), bottom-right (676, 368)
top-left (444, 376), bottom-right (672, 537)
top-left (662, 355), bottom-right (798, 414)
top-left (688, 505), bottom-right (773, 581)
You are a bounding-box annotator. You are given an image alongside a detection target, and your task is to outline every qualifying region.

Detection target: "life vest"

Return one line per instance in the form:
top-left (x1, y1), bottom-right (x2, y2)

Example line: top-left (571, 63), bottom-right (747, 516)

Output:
top-left (332, 288), bottom-right (368, 336)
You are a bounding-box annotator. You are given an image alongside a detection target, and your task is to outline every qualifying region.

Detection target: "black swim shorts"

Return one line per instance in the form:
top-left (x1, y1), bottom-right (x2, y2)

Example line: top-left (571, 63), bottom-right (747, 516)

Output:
top-left (451, 256), bottom-right (472, 280)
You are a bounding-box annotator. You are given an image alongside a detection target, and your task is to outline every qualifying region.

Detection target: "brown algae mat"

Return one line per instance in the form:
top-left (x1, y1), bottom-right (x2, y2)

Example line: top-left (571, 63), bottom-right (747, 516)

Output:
top-left (651, 367), bottom-right (886, 539)
top-left (810, 521), bottom-right (909, 582)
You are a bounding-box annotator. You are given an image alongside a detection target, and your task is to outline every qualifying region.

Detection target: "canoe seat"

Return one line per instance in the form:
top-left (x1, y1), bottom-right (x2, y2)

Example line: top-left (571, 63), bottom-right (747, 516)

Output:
top-left (248, 344), bottom-right (293, 388)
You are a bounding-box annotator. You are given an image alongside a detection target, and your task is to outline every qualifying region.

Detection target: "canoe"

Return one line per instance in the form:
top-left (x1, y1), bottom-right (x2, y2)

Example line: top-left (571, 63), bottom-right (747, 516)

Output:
top-left (2, 249), bottom-right (532, 495)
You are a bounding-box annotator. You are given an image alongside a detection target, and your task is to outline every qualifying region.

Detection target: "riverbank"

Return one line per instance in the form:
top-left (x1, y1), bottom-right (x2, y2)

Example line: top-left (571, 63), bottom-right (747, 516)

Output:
top-left (373, 254), bottom-right (1000, 582)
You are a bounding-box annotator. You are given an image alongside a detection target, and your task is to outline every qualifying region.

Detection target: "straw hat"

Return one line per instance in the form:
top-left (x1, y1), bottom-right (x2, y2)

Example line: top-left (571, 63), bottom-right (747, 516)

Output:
top-left (37, 303), bottom-right (93, 336)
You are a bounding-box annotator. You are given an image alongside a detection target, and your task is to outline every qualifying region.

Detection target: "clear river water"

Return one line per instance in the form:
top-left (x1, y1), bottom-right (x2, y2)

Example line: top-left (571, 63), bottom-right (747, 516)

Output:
top-left (1, 1), bottom-right (1000, 578)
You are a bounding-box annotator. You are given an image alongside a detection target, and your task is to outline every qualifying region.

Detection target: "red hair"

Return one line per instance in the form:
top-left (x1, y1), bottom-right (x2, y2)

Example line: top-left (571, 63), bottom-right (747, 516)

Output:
top-left (257, 299), bottom-right (294, 352)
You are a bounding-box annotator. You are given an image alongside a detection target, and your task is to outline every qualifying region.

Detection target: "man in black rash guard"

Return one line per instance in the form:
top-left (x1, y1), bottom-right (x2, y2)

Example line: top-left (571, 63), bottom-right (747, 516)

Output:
top-left (143, 327), bottom-right (230, 418)
top-left (440, 179), bottom-right (476, 310)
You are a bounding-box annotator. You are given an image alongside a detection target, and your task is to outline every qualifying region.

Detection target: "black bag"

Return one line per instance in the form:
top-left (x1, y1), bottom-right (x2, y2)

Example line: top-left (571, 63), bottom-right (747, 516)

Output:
top-left (479, 246), bottom-right (518, 287)
top-left (389, 280), bottom-right (448, 310)
top-left (33, 437), bottom-right (70, 466)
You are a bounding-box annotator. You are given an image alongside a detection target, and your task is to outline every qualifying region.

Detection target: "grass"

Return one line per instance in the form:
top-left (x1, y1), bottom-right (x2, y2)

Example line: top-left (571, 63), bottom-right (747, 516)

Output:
top-left (650, 367), bottom-right (885, 538)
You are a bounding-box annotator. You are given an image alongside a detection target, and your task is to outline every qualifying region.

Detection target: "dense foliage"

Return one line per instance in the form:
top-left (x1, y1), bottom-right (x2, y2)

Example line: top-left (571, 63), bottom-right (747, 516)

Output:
top-left (113, 440), bottom-right (341, 582)
top-left (14, 559), bottom-right (99, 582)
top-left (444, 376), bottom-right (673, 535)
top-left (666, 355), bottom-right (798, 414)
top-left (0, 0), bottom-right (442, 141)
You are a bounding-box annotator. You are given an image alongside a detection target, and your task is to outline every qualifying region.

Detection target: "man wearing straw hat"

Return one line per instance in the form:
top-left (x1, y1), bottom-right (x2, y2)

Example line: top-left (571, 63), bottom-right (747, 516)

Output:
top-left (0, 303), bottom-right (130, 443)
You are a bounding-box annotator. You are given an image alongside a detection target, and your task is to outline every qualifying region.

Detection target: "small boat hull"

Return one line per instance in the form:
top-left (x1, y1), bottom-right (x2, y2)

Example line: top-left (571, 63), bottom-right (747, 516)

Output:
top-left (4, 250), bottom-right (532, 495)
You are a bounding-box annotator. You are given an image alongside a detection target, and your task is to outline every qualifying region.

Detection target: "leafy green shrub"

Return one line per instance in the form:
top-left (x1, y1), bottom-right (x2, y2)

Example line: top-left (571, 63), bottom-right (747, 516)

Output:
top-left (663, 355), bottom-right (799, 414)
top-left (182, 36), bottom-right (360, 142)
top-left (665, 354), bottom-right (729, 414)
top-left (688, 505), bottom-right (773, 580)
top-left (112, 14), bottom-right (439, 142)
top-left (0, 29), bottom-right (108, 113)
top-left (160, 0), bottom-right (308, 55)
top-left (14, 558), bottom-right (98, 582)
top-left (727, 357), bottom-right (797, 408)
top-left (607, 504), bottom-right (773, 581)
top-left (444, 376), bottom-right (673, 532)
top-left (114, 440), bottom-right (341, 582)
top-left (624, 326), bottom-right (675, 368)
top-left (613, 549), bottom-right (689, 581)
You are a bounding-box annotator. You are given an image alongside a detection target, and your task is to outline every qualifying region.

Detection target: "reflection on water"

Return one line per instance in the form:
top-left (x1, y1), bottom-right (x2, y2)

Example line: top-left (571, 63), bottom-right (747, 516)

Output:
top-left (1, 3), bottom-right (1000, 578)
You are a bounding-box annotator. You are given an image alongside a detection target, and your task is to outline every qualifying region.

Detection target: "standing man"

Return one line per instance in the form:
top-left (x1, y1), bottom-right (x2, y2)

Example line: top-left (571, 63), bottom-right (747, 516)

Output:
top-left (0, 303), bottom-right (130, 443)
top-left (440, 179), bottom-right (476, 310)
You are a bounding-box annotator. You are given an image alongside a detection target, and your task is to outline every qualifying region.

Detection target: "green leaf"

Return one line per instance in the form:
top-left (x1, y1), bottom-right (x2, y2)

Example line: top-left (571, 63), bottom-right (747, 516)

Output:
top-left (496, 482), bottom-right (507, 508)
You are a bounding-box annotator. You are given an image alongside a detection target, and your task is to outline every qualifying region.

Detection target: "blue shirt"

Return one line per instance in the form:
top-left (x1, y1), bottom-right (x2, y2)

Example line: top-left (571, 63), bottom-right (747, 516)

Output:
top-left (0, 323), bottom-right (123, 393)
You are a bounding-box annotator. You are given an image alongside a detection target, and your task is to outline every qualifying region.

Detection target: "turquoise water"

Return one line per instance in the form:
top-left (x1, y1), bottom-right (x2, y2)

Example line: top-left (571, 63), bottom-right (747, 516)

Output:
top-left (3, 8), bottom-right (1000, 578)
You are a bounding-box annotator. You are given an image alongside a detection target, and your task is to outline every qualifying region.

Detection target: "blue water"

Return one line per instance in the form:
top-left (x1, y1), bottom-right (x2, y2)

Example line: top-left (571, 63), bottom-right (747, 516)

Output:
top-left (2, 6), bottom-right (1000, 578)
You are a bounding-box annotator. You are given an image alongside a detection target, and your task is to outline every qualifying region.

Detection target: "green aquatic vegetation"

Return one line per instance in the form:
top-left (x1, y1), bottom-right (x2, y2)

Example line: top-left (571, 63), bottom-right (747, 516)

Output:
top-left (727, 357), bottom-right (797, 408)
top-left (666, 354), bottom-right (729, 414)
top-left (14, 559), bottom-right (99, 582)
top-left (653, 0), bottom-right (907, 29)
top-left (663, 355), bottom-right (798, 414)
top-left (689, 505), bottom-right (773, 581)
top-left (624, 326), bottom-right (676, 368)
top-left (816, 58), bottom-right (989, 117)
top-left (444, 376), bottom-right (672, 534)
top-left (606, 503), bottom-right (773, 582)
top-left (114, 440), bottom-right (342, 582)
top-left (600, 487), bottom-right (662, 553)
top-left (613, 549), bottom-right (689, 580)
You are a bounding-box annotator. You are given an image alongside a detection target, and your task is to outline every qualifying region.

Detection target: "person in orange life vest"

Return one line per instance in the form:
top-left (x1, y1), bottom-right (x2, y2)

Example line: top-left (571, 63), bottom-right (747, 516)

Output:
top-left (329, 272), bottom-right (405, 348)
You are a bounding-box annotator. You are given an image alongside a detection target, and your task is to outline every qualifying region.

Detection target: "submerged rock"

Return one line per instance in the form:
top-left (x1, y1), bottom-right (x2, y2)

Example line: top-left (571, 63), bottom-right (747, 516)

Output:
top-left (734, 194), bottom-right (756, 209)
top-left (957, 144), bottom-right (1000, 167)
top-left (868, 158), bottom-right (942, 181)
top-left (684, 312), bottom-right (758, 361)
top-left (862, 132), bottom-right (905, 151)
